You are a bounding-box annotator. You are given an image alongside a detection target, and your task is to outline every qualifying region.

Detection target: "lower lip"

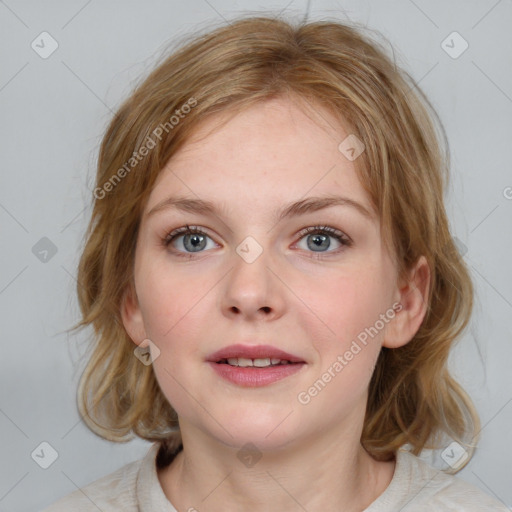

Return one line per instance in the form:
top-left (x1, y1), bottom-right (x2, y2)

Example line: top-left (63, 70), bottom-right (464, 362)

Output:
top-left (207, 362), bottom-right (305, 387)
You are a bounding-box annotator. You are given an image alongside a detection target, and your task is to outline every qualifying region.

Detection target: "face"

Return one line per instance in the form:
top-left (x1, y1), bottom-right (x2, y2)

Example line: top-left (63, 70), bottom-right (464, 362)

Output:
top-left (122, 96), bottom-right (420, 452)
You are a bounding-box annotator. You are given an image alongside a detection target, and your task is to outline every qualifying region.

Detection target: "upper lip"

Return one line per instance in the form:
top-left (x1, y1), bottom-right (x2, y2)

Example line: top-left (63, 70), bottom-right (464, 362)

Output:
top-left (207, 344), bottom-right (305, 363)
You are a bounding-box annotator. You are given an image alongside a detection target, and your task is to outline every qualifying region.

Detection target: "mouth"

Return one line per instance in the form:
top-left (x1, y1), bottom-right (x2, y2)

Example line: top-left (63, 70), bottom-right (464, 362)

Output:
top-left (207, 343), bottom-right (305, 364)
top-left (215, 357), bottom-right (300, 368)
top-left (206, 344), bottom-right (306, 387)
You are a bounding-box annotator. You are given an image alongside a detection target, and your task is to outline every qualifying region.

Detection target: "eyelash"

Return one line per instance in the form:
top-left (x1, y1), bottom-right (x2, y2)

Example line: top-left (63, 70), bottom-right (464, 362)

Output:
top-left (163, 224), bottom-right (352, 259)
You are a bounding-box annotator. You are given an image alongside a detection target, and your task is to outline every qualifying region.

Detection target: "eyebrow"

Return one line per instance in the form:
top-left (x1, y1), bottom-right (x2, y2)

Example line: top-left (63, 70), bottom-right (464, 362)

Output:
top-left (146, 194), bottom-right (373, 222)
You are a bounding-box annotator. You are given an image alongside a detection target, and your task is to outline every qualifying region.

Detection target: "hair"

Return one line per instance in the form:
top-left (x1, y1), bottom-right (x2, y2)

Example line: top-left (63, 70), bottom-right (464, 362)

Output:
top-left (72, 14), bottom-right (480, 472)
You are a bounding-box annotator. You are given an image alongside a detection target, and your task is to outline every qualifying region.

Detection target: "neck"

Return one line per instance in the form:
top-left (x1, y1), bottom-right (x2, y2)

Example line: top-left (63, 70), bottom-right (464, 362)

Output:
top-left (158, 421), bottom-right (395, 512)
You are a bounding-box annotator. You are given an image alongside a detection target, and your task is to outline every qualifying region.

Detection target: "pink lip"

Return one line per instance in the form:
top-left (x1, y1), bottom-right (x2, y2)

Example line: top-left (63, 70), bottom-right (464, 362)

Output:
top-left (206, 344), bottom-right (306, 388)
top-left (206, 344), bottom-right (305, 363)
top-left (207, 362), bottom-right (305, 387)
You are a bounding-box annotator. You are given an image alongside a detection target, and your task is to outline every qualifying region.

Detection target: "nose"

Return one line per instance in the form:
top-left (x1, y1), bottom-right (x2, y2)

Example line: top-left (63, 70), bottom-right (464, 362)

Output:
top-left (220, 244), bottom-right (286, 322)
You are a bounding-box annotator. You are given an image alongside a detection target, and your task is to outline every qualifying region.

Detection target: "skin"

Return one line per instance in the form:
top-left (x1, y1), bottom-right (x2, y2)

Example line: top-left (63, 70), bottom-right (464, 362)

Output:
top-left (121, 95), bottom-right (430, 512)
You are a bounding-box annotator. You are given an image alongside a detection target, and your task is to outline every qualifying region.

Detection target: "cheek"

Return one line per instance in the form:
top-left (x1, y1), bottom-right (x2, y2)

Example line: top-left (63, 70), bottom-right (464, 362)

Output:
top-left (137, 268), bottom-right (213, 414)
top-left (293, 266), bottom-right (393, 351)
top-left (136, 261), bottom-right (217, 373)
top-left (136, 257), bottom-right (210, 340)
top-left (290, 267), bottom-right (391, 408)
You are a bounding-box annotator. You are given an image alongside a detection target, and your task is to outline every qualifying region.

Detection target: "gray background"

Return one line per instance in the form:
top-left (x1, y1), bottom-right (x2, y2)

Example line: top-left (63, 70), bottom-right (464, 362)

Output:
top-left (0, 0), bottom-right (511, 510)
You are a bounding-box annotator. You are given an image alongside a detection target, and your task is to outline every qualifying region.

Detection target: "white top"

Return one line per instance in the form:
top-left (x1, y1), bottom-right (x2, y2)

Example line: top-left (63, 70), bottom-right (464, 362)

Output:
top-left (42, 443), bottom-right (508, 511)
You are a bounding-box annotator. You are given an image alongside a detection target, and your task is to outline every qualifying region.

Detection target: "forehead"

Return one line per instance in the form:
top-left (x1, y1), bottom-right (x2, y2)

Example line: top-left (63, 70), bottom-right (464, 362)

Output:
top-left (145, 97), bottom-right (374, 221)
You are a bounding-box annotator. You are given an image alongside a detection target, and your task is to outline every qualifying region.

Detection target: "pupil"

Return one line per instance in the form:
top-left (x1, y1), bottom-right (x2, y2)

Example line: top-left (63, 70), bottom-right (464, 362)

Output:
top-left (186, 234), bottom-right (206, 252)
top-left (308, 234), bottom-right (329, 251)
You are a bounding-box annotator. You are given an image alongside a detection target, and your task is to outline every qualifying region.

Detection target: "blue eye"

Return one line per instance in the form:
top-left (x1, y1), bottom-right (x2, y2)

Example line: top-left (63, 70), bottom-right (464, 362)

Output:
top-left (295, 225), bottom-right (352, 256)
top-left (163, 224), bottom-right (352, 259)
top-left (164, 225), bottom-right (214, 256)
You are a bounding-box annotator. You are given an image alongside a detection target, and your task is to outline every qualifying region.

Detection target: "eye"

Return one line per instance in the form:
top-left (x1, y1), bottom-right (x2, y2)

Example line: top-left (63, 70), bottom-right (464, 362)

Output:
top-left (163, 224), bottom-right (352, 259)
top-left (294, 225), bottom-right (352, 256)
top-left (163, 225), bottom-right (217, 257)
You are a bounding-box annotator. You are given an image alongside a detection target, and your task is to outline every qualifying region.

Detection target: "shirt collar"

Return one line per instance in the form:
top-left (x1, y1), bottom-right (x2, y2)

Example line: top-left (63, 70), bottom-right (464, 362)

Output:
top-left (136, 443), bottom-right (179, 512)
top-left (135, 443), bottom-right (415, 512)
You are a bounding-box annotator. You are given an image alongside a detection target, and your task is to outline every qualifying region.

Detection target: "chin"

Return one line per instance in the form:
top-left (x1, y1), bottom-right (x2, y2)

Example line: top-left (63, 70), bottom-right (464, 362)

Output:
top-left (208, 406), bottom-right (304, 452)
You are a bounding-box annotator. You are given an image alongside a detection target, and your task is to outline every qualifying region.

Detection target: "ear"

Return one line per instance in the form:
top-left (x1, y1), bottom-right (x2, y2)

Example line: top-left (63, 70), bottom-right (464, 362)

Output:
top-left (120, 281), bottom-right (148, 348)
top-left (383, 255), bottom-right (430, 349)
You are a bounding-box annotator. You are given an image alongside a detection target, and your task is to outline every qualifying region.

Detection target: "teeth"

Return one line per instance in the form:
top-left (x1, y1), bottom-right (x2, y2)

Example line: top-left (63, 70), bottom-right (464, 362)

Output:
top-left (253, 358), bottom-right (271, 367)
top-left (225, 357), bottom-right (292, 367)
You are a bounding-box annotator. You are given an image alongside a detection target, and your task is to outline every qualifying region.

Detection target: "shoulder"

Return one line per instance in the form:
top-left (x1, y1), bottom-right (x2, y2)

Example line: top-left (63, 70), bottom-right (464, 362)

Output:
top-left (40, 446), bottom-right (154, 512)
top-left (376, 449), bottom-right (509, 511)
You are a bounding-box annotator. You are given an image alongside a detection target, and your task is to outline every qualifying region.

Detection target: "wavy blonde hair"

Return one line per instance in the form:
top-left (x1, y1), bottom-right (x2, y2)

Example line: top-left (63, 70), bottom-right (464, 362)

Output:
top-left (72, 14), bottom-right (479, 470)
